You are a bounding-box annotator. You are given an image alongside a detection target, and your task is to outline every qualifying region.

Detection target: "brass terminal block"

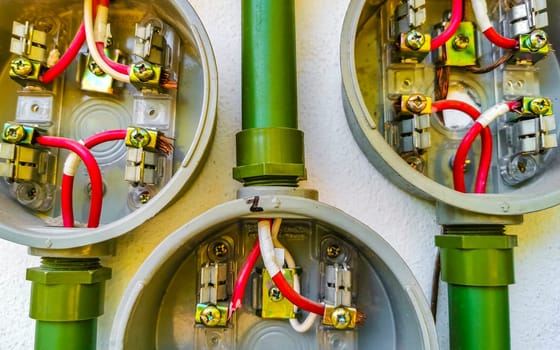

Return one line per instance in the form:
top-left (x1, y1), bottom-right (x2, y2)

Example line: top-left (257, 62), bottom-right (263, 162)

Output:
top-left (512, 30), bottom-right (549, 64)
top-left (400, 94), bottom-right (432, 115)
top-left (395, 30), bottom-right (431, 63)
top-left (195, 303), bottom-right (228, 327)
top-left (322, 305), bottom-right (358, 330)
top-left (9, 57), bottom-right (43, 85)
top-left (440, 22), bottom-right (477, 67)
top-left (129, 61), bottom-right (164, 91)
top-left (125, 127), bottom-right (161, 152)
top-left (2, 123), bottom-right (43, 145)
top-left (261, 268), bottom-right (296, 319)
top-left (519, 97), bottom-right (553, 117)
top-left (81, 50), bottom-right (123, 94)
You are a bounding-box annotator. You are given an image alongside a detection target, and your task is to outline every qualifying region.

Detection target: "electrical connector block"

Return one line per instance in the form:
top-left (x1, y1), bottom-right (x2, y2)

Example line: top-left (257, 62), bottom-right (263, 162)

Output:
top-left (81, 49), bottom-right (123, 94)
top-left (395, 30), bottom-right (431, 63)
top-left (440, 22), bottom-right (477, 67)
top-left (134, 23), bottom-right (166, 65)
top-left (322, 305), bottom-right (358, 330)
top-left (395, 94), bottom-right (432, 153)
top-left (259, 268), bottom-right (296, 319)
top-left (10, 21), bottom-right (47, 63)
top-left (195, 303), bottom-right (228, 327)
top-left (324, 264), bottom-right (352, 307)
top-left (508, 0), bottom-right (548, 37)
top-left (512, 30), bottom-right (549, 64)
top-left (130, 61), bottom-right (165, 91)
top-left (395, 0), bottom-right (426, 33)
top-left (1, 123), bottom-right (43, 145)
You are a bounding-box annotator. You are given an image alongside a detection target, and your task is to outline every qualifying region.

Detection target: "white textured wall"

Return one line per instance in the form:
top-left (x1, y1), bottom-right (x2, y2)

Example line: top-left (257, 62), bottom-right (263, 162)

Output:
top-left (1, 1), bottom-right (560, 349)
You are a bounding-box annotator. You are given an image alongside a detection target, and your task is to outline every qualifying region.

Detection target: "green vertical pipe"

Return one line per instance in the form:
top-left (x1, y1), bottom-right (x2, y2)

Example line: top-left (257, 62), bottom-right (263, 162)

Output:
top-left (242, 0), bottom-right (298, 129)
top-left (234, 0), bottom-right (306, 186)
top-left (26, 258), bottom-right (111, 350)
top-left (448, 285), bottom-right (510, 350)
top-left (435, 225), bottom-right (517, 350)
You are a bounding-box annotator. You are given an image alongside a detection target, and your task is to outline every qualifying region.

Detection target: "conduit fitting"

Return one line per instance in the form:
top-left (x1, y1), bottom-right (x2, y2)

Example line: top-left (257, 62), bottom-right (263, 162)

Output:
top-left (234, 0), bottom-right (306, 187)
top-left (436, 225), bottom-right (517, 350)
top-left (26, 258), bottom-right (111, 350)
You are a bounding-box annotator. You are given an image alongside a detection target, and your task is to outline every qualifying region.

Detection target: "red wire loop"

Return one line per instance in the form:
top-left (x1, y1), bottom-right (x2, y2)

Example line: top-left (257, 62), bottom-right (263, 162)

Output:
top-left (431, 100), bottom-right (491, 193)
top-left (431, 0), bottom-right (463, 51)
top-left (271, 273), bottom-right (325, 316)
top-left (483, 27), bottom-right (518, 50)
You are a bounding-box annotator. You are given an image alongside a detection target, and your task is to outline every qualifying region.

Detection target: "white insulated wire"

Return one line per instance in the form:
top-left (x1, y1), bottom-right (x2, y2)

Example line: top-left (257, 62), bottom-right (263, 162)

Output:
top-left (476, 102), bottom-right (511, 127)
top-left (84, 0), bottom-right (130, 83)
top-left (471, 0), bottom-right (493, 32)
top-left (258, 219), bottom-right (281, 277)
top-left (63, 140), bottom-right (85, 176)
top-left (271, 218), bottom-right (318, 333)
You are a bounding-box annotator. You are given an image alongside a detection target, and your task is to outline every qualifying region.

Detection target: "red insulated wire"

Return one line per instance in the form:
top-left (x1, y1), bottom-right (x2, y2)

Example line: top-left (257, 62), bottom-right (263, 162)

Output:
top-left (453, 123), bottom-right (484, 193)
top-left (271, 272), bottom-right (325, 316)
top-left (431, 100), bottom-right (491, 193)
top-left (36, 136), bottom-right (103, 228)
top-left (229, 239), bottom-right (261, 319)
top-left (95, 42), bottom-right (129, 75)
top-left (483, 27), bottom-right (518, 50)
top-left (431, 0), bottom-right (463, 51)
top-left (60, 129), bottom-right (127, 227)
top-left (40, 0), bottom-right (102, 84)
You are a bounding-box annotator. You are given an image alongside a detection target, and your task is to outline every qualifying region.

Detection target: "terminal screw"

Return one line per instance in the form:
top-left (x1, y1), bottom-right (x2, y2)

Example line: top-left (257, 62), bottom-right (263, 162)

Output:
top-left (452, 34), bottom-right (470, 51)
top-left (132, 62), bottom-right (155, 82)
top-left (88, 60), bottom-right (105, 76)
top-left (212, 241), bottom-right (229, 259)
top-left (128, 128), bottom-right (151, 148)
top-left (331, 307), bottom-right (352, 329)
top-left (405, 30), bottom-right (425, 51)
top-left (3, 124), bottom-right (26, 143)
top-left (528, 98), bottom-right (551, 115)
top-left (406, 94), bottom-right (428, 114)
top-left (11, 57), bottom-right (33, 77)
top-left (200, 305), bottom-right (222, 327)
top-left (527, 30), bottom-right (548, 52)
top-left (268, 287), bottom-right (283, 302)
top-left (326, 244), bottom-right (341, 259)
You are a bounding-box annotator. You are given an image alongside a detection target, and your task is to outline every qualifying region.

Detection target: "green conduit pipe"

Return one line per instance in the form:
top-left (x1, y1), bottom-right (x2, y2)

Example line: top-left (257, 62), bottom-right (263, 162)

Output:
top-left (435, 225), bottom-right (517, 350)
top-left (26, 258), bottom-right (111, 350)
top-left (233, 0), bottom-right (306, 186)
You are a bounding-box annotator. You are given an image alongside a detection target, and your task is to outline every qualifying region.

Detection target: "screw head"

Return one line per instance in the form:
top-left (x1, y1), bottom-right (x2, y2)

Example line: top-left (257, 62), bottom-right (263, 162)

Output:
top-left (406, 94), bottom-right (428, 114)
top-left (200, 305), bottom-right (222, 327)
top-left (138, 191), bottom-right (151, 204)
top-left (326, 244), bottom-right (341, 259)
top-left (452, 34), bottom-right (470, 51)
top-left (3, 124), bottom-right (26, 143)
top-left (268, 287), bottom-right (283, 302)
top-left (129, 128), bottom-right (151, 148)
top-left (527, 29), bottom-right (548, 52)
top-left (528, 98), bottom-right (551, 115)
top-left (212, 241), bottom-right (229, 259)
top-left (405, 30), bottom-right (425, 51)
top-left (331, 307), bottom-right (352, 329)
top-left (133, 62), bottom-right (155, 81)
top-left (88, 60), bottom-right (105, 76)
top-left (11, 57), bottom-right (33, 77)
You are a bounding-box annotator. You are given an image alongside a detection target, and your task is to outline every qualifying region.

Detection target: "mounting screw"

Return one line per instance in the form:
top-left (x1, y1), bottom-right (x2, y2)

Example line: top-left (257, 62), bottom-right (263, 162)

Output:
top-left (268, 287), bottom-right (283, 302)
top-left (138, 191), bottom-right (151, 204)
top-left (406, 94), bottom-right (428, 114)
top-left (212, 241), bottom-right (229, 259)
top-left (132, 62), bottom-right (155, 81)
top-left (405, 30), bottom-right (425, 51)
top-left (11, 57), bottom-right (33, 77)
top-left (452, 34), bottom-right (470, 51)
top-left (528, 98), bottom-right (551, 115)
top-left (88, 60), bottom-right (105, 76)
top-left (331, 307), bottom-right (352, 329)
top-left (405, 155), bottom-right (424, 172)
top-left (526, 29), bottom-right (548, 52)
top-left (200, 305), bottom-right (222, 327)
top-left (3, 124), bottom-right (26, 143)
top-left (129, 128), bottom-right (151, 148)
top-left (326, 244), bottom-right (341, 259)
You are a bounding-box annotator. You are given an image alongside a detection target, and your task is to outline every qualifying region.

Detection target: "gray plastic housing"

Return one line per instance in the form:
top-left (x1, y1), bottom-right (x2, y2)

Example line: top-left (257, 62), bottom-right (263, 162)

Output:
top-left (110, 195), bottom-right (438, 349)
top-left (0, 0), bottom-right (217, 249)
top-left (341, 0), bottom-right (560, 215)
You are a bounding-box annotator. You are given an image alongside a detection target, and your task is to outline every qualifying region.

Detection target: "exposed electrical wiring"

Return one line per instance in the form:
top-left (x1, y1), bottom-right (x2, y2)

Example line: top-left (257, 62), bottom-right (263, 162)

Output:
top-left (270, 218), bottom-right (318, 333)
top-left (471, 0), bottom-right (518, 49)
top-left (431, 99), bottom-right (491, 193)
top-left (229, 238), bottom-right (260, 319)
top-left (258, 219), bottom-right (326, 316)
top-left (452, 100), bottom-right (521, 192)
top-left (36, 136), bottom-right (103, 228)
top-left (84, 0), bottom-right (131, 83)
top-left (431, 0), bottom-right (463, 51)
top-left (61, 129), bottom-right (127, 227)
top-left (465, 51), bottom-right (515, 74)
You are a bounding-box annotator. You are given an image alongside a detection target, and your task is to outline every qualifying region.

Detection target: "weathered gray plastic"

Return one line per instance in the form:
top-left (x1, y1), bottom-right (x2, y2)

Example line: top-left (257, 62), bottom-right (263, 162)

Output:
top-left (110, 195), bottom-right (438, 349)
top-left (0, 0), bottom-right (217, 249)
top-left (341, 0), bottom-right (560, 215)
